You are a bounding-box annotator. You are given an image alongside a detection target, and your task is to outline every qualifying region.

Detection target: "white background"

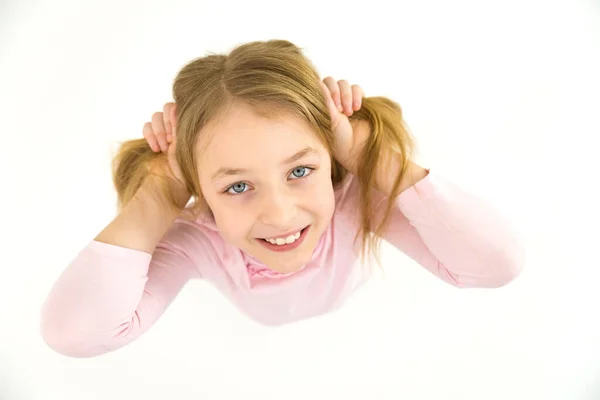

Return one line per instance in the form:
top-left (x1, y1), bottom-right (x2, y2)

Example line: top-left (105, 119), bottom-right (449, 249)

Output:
top-left (1, 0), bottom-right (599, 399)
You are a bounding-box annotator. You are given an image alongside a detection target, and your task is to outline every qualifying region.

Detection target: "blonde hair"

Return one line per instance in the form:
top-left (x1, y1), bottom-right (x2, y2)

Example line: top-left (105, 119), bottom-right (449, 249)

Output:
top-left (112, 39), bottom-right (416, 264)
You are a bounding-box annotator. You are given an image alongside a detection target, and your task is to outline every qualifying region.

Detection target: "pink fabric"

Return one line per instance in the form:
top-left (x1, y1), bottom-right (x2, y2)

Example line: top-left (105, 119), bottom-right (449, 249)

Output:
top-left (40, 169), bottom-right (525, 357)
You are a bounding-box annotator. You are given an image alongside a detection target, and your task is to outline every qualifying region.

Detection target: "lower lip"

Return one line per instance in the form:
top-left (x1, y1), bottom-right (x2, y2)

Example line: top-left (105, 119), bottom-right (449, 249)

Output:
top-left (256, 226), bottom-right (310, 252)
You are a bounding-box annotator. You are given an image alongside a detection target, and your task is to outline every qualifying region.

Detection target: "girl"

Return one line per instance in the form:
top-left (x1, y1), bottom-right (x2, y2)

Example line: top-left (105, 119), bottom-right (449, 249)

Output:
top-left (40, 39), bottom-right (525, 358)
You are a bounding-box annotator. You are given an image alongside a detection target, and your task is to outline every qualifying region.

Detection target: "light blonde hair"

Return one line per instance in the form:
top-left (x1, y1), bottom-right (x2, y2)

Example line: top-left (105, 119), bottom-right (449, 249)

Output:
top-left (112, 39), bottom-right (416, 264)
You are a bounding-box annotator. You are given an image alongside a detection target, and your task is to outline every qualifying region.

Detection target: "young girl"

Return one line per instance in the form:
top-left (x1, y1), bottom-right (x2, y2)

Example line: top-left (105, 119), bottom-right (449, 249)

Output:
top-left (40, 39), bottom-right (525, 358)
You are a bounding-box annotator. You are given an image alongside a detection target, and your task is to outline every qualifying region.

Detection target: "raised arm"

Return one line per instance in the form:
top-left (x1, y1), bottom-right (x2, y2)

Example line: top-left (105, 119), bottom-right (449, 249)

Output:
top-left (339, 169), bottom-right (526, 288)
top-left (40, 180), bottom-right (211, 358)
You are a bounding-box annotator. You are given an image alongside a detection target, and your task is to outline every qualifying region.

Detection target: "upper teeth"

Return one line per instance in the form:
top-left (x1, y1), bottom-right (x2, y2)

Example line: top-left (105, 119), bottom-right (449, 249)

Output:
top-left (264, 231), bottom-right (301, 245)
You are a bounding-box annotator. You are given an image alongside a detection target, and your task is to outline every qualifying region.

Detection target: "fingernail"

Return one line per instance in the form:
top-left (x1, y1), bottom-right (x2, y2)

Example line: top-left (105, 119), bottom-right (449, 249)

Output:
top-left (167, 134), bottom-right (173, 143)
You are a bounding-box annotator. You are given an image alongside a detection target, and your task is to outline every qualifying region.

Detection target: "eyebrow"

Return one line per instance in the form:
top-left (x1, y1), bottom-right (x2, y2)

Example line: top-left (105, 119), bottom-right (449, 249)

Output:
top-left (211, 146), bottom-right (319, 182)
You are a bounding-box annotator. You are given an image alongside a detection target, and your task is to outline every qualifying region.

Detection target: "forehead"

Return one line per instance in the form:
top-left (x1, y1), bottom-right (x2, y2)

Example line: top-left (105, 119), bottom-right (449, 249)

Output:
top-left (197, 103), bottom-right (325, 169)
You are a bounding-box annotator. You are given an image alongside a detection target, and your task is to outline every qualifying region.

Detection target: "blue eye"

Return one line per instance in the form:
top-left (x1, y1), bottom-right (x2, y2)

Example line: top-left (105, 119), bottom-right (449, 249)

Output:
top-left (290, 166), bottom-right (312, 179)
top-left (226, 182), bottom-right (248, 195)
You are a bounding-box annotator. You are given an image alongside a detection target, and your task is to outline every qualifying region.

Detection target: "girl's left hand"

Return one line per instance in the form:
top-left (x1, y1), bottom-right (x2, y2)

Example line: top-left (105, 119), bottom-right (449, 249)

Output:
top-left (320, 77), bottom-right (368, 173)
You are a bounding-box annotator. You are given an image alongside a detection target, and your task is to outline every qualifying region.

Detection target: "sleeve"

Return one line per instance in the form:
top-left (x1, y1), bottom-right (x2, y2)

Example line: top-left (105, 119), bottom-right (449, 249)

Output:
top-left (40, 221), bottom-right (214, 358)
top-left (345, 169), bottom-right (526, 288)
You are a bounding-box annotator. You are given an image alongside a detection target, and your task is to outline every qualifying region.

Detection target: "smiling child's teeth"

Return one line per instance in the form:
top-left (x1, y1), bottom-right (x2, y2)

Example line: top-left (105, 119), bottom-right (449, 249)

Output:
top-left (265, 230), bottom-right (302, 245)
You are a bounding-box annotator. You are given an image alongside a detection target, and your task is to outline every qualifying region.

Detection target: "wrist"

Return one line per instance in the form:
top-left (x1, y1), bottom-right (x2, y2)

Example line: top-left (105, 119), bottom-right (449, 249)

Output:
top-left (143, 175), bottom-right (191, 211)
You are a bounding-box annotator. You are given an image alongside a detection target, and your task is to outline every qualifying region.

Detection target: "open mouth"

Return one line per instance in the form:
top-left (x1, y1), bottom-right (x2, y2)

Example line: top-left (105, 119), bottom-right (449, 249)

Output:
top-left (256, 225), bottom-right (310, 252)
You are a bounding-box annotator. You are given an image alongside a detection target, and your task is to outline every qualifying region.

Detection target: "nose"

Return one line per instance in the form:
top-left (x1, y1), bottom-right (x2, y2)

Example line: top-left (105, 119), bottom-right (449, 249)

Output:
top-left (258, 188), bottom-right (298, 228)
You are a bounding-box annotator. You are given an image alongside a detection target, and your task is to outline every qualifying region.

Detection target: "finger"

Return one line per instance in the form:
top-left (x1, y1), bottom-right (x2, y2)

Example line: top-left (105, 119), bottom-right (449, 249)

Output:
top-left (323, 76), bottom-right (342, 112)
top-left (338, 79), bottom-right (353, 116)
top-left (143, 122), bottom-right (160, 152)
top-left (169, 103), bottom-right (178, 138)
top-left (163, 102), bottom-right (175, 143)
top-left (151, 111), bottom-right (169, 153)
top-left (319, 81), bottom-right (339, 118)
top-left (351, 84), bottom-right (364, 110)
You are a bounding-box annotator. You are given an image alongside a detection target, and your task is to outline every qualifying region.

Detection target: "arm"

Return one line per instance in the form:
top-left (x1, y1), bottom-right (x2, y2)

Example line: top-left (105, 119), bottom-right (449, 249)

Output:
top-left (340, 119), bottom-right (524, 287)
top-left (95, 175), bottom-right (192, 254)
top-left (338, 167), bottom-right (525, 288)
top-left (371, 169), bottom-right (526, 288)
top-left (40, 180), bottom-right (211, 358)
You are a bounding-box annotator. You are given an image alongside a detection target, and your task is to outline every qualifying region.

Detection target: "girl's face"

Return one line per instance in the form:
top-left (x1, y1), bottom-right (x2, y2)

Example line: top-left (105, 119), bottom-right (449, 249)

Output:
top-left (197, 103), bottom-right (336, 274)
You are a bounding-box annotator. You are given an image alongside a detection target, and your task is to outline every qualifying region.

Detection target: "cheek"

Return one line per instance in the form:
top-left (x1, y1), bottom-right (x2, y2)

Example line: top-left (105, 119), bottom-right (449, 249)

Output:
top-left (306, 174), bottom-right (336, 217)
top-left (204, 195), bottom-right (253, 240)
top-left (215, 210), bottom-right (254, 242)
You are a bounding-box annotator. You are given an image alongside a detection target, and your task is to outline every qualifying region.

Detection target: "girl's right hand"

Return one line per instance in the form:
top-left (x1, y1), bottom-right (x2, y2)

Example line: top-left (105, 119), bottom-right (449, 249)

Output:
top-left (142, 102), bottom-right (185, 187)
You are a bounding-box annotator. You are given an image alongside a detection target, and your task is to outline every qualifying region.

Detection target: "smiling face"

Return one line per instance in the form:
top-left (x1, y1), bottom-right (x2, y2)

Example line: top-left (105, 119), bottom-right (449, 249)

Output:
top-left (196, 102), bottom-right (336, 273)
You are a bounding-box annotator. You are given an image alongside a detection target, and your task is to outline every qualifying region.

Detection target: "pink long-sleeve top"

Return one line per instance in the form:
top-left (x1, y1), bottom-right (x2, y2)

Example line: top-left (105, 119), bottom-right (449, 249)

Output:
top-left (40, 169), bottom-right (525, 358)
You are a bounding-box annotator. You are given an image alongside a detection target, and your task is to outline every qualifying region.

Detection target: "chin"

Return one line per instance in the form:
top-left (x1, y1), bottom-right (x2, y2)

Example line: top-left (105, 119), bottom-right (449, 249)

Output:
top-left (257, 246), bottom-right (310, 272)
top-left (283, 253), bottom-right (313, 270)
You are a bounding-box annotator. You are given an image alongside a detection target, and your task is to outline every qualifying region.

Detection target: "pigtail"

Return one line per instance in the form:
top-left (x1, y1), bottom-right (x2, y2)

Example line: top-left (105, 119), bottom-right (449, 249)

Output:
top-left (111, 138), bottom-right (176, 212)
top-left (349, 96), bottom-right (417, 264)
